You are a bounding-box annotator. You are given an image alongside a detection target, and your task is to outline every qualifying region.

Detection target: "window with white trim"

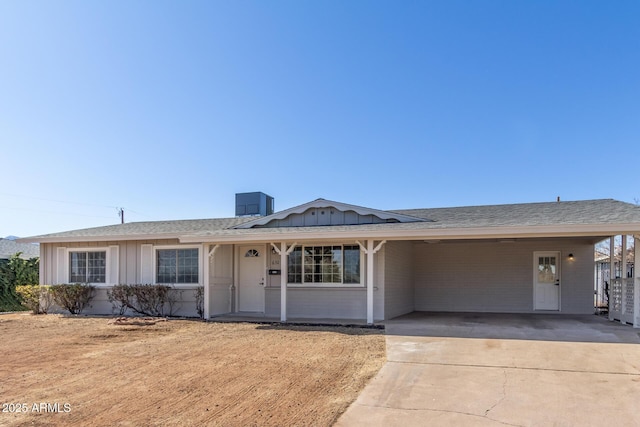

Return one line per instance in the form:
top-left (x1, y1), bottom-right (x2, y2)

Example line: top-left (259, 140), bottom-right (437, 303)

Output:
top-left (69, 251), bottom-right (106, 283)
top-left (156, 248), bottom-right (199, 284)
top-left (287, 245), bottom-right (361, 285)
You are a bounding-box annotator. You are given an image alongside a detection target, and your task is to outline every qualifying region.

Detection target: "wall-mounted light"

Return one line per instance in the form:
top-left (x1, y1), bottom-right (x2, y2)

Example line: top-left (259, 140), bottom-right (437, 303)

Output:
top-left (568, 253), bottom-right (574, 260)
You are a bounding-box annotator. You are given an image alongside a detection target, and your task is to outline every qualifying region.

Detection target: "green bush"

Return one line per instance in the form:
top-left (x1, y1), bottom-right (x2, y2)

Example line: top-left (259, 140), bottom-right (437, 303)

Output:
top-left (15, 285), bottom-right (53, 314)
top-left (0, 253), bottom-right (39, 312)
top-left (50, 284), bottom-right (95, 314)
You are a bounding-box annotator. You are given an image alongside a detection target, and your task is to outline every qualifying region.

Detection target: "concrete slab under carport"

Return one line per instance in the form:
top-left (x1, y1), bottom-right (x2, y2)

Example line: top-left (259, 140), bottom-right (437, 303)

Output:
top-left (337, 312), bottom-right (640, 427)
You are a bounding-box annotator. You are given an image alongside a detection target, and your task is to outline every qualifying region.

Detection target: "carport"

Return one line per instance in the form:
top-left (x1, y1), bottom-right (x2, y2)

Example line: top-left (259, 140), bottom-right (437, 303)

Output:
top-left (338, 312), bottom-right (640, 426)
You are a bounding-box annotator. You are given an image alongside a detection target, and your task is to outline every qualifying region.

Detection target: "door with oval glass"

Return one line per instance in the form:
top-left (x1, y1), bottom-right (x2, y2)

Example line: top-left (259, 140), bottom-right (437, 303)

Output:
top-left (238, 245), bottom-right (265, 312)
top-left (533, 251), bottom-right (560, 310)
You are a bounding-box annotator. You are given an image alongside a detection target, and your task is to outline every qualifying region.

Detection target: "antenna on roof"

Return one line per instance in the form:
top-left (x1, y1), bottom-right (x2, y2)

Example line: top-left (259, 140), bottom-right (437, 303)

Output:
top-left (118, 208), bottom-right (124, 224)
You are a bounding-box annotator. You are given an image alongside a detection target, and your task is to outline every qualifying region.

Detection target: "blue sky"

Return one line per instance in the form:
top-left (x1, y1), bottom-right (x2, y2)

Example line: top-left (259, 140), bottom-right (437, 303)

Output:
top-left (1, 0), bottom-right (639, 237)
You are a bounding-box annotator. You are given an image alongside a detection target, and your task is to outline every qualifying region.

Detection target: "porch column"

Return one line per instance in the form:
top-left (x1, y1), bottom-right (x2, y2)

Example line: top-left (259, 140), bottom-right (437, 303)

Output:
top-left (271, 242), bottom-right (297, 322)
top-left (367, 240), bottom-right (374, 325)
top-left (635, 234), bottom-right (639, 328)
top-left (357, 240), bottom-right (386, 325)
top-left (280, 242), bottom-right (287, 322)
top-left (621, 235), bottom-right (627, 322)
top-left (203, 244), bottom-right (210, 320)
top-left (609, 236), bottom-right (615, 322)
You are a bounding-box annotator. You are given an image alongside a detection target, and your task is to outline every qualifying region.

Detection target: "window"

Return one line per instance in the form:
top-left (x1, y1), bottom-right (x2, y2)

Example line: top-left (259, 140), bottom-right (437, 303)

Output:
top-left (287, 245), bottom-right (361, 285)
top-left (245, 249), bottom-right (260, 258)
top-left (69, 251), bottom-right (106, 283)
top-left (156, 248), bottom-right (199, 284)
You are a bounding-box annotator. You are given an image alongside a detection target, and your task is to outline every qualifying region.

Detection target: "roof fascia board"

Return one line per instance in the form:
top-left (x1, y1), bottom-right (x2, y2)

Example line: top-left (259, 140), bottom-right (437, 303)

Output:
top-left (19, 233), bottom-right (185, 244)
top-left (233, 198), bottom-right (426, 229)
top-left (21, 222), bottom-right (640, 245)
top-left (180, 223), bottom-right (640, 244)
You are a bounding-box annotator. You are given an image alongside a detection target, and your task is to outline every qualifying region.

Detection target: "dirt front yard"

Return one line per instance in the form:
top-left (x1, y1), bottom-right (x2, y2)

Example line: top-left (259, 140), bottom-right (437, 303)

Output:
top-left (0, 313), bottom-right (385, 426)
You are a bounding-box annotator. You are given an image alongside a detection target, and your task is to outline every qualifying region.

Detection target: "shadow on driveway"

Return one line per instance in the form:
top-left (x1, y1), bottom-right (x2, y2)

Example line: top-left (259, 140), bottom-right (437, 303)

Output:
top-left (384, 311), bottom-right (640, 344)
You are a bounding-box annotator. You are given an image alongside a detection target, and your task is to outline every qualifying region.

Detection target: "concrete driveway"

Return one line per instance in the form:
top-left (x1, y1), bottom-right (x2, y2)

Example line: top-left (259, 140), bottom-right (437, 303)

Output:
top-left (337, 312), bottom-right (640, 426)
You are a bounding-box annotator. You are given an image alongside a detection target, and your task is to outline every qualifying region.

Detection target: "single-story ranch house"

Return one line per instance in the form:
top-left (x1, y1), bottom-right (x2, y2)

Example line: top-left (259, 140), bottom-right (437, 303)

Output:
top-left (20, 194), bottom-right (640, 327)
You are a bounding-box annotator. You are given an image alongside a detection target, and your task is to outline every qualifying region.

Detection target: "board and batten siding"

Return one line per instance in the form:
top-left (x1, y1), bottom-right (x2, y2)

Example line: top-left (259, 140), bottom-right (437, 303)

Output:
top-left (40, 240), bottom-right (202, 317)
top-left (413, 239), bottom-right (594, 314)
top-left (383, 240), bottom-right (415, 319)
top-left (41, 239), bottom-right (182, 285)
top-left (209, 244), bottom-right (234, 316)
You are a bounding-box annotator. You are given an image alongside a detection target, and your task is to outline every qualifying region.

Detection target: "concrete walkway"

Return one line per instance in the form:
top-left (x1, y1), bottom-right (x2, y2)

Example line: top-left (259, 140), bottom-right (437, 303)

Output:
top-left (336, 312), bottom-right (640, 426)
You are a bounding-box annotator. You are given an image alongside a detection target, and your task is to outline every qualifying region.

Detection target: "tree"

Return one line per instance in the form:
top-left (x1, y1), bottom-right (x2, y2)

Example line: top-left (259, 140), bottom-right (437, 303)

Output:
top-left (0, 253), bottom-right (39, 311)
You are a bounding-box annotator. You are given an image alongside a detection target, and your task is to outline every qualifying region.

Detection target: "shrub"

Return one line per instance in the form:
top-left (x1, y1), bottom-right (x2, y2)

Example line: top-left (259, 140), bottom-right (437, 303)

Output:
top-left (50, 284), bottom-right (95, 315)
top-left (195, 286), bottom-right (204, 318)
top-left (107, 284), bottom-right (182, 317)
top-left (0, 253), bottom-right (39, 312)
top-left (15, 285), bottom-right (53, 314)
top-left (107, 284), bottom-right (134, 315)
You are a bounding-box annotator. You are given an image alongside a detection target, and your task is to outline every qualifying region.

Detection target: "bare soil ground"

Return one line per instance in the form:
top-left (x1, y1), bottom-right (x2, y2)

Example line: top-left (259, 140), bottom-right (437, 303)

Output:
top-left (0, 313), bottom-right (385, 426)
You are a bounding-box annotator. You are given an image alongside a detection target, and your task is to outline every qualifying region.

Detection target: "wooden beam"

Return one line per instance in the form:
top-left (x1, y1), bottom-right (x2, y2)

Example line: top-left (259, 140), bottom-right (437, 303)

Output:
top-left (373, 240), bottom-right (387, 254)
top-left (270, 242), bottom-right (281, 255)
top-left (208, 244), bottom-right (220, 258)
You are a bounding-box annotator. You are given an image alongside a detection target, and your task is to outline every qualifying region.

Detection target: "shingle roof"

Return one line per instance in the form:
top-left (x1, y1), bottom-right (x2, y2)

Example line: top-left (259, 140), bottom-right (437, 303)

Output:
top-left (391, 199), bottom-right (640, 228)
top-left (0, 239), bottom-right (40, 259)
top-left (21, 217), bottom-right (253, 241)
top-left (19, 199), bottom-right (640, 243)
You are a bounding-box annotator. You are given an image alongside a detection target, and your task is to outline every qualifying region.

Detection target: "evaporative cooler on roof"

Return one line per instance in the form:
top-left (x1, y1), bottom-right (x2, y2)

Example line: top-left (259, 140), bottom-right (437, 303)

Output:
top-left (235, 192), bottom-right (274, 217)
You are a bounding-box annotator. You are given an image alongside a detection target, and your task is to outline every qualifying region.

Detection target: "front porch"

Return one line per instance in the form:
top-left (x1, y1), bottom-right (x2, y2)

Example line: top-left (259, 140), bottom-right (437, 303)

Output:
top-left (200, 233), bottom-right (640, 327)
top-left (203, 239), bottom-right (386, 324)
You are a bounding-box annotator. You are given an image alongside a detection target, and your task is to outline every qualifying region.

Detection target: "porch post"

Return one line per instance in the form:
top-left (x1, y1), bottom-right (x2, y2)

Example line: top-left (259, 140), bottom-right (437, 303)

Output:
top-left (609, 236), bottom-right (615, 321)
top-left (203, 244), bottom-right (210, 320)
top-left (621, 235), bottom-right (627, 322)
top-left (280, 241), bottom-right (287, 322)
top-left (367, 240), bottom-right (374, 325)
top-left (635, 234), bottom-right (639, 328)
top-left (271, 242), bottom-right (296, 322)
top-left (357, 240), bottom-right (386, 325)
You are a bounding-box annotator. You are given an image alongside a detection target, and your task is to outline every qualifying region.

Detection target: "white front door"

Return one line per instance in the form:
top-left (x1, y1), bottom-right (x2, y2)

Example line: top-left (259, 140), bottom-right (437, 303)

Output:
top-left (238, 245), bottom-right (265, 312)
top-left (533, 251), bottom-right (560, 310)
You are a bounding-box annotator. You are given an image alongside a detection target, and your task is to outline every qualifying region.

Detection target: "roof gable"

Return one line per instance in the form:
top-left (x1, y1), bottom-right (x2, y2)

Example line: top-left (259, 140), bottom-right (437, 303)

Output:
top-left (233, 198), bottom-right (428, 229)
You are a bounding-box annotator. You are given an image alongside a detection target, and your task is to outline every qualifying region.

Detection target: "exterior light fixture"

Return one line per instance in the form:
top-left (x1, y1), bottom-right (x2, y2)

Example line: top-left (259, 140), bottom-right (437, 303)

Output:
top-left (568, 253), bottom-right (574, 260)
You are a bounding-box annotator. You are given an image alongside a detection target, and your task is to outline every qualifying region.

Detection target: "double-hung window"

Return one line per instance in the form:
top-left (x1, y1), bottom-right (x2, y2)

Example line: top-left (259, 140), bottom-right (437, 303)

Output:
top-left (156, 248), bottom-right (199, 284)
top-left (287, 245), bottom-right (361, 285)
top-left (69, 251), bottom-right (106, 283)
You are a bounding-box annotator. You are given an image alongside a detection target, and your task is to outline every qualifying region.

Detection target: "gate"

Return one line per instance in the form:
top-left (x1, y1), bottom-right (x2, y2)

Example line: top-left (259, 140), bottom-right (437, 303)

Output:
top-left (610, 278), bottom-right (634, 324)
